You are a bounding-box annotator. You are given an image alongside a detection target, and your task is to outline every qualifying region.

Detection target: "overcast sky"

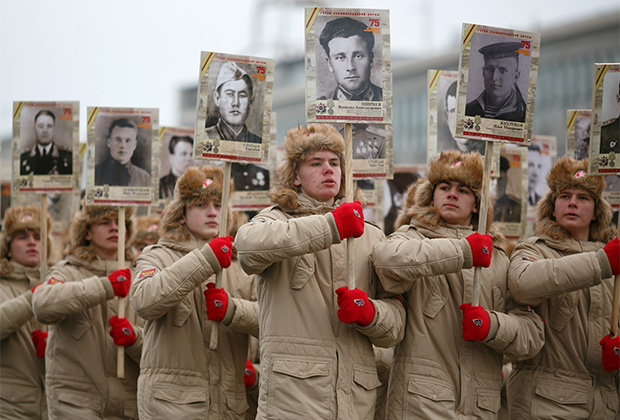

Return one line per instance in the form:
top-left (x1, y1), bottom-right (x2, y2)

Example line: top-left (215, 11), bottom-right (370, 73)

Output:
top-left (1, 0), bottom-right (618, 140)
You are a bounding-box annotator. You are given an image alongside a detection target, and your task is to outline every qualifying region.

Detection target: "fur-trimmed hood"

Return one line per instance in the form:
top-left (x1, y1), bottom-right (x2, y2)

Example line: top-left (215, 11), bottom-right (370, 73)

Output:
top-left (535, 156), bottom-right (614, 242)
top-left (128, 216), bottom-right (160, 249)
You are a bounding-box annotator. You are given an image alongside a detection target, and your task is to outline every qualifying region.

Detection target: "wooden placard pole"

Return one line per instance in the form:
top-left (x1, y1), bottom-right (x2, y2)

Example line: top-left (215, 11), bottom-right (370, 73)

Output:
top-left (610, 222), bottom-right (620, 338)
top-left (116, 207), bottom-right (126, 379)
top-left (344, 123), bottom-right (356, 290)
top-left (472, 141), bottom-right (494, 307)
top-left (40, 194), bottom-right (48, 284)
top-left (209, 161), bottom-right (232, 350)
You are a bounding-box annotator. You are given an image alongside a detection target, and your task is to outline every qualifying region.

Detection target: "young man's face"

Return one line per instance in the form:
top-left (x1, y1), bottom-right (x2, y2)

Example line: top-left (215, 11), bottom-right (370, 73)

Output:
top-left (184, 199), bottom-right (222, 241)
top-left (34, 114), bottom-right (55, 146)
top-left (214, 79), bottom-right (251, 129)
top-left (432, 180), bottom-right (478, 226)
top-left (527, 150), bottom-right (543, 190)
top-left (553, 188), bottom-right (595, 241)
top-left (8, 230), bottom-right (41, 267)
top-left (86, 216), bottom-right (122, 261)
top-left (482, 56), bottom-right (520, 102)
top-left (327, 35), bottom-right (372, 94)
top-left (107, 126), bottom-right (138, 165)
top-left (169, 141), bottom-right (193, 177)
top-left (294, 150), bottom-right (342, 205)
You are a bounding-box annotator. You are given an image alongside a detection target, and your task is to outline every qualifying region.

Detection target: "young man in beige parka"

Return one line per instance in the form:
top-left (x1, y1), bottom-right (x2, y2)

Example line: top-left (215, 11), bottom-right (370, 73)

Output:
top-left (0, 206), bottom-right (49, 419)
top-left (235, 123), bottom-right (406, 420)
top-left (130, 165), bottom-right (259, 420)
top-left (507, 156), bottom-right (620, 419)
top-left (372, 150), bottom-right (545, 419)
top-left (32, 205), bottom-right (143, 419)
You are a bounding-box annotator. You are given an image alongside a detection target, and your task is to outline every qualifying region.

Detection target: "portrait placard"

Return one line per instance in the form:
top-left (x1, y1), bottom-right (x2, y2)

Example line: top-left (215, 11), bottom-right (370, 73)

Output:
top-left (526, 135), bottom-right (556, 207)
top-left (356, 179), bottom-right (384, 229)
top-left (12, 101), bottom-right (79, 193)
top-left (588, 63), bottom-right (620, 175)
top-left (492, 144), bottom-right (527, 240)
top-left (86, 107), bottom-right (159, 206)
top-left (305, 7), bottom-right (392, 124)
top-left (158, 126), bottom-right (203, 203)
top-left (455, 24), bottom-right (540, 145)
top-left (384, 165), bottom-right (426, 236)
top-left (194, 52), bottom-right (274, 164)
top-left (332, 123), bottom-right (393, 179)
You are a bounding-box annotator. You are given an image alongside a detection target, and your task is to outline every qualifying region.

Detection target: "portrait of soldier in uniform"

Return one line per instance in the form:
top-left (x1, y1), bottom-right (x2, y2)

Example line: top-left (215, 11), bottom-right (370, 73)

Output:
top-left (527, 143), bottom-right (545, 205)
top-left (231, 163), bottom-right (270, 192)
top-left (159, 135), bottom-right (194, 199)
top-left (318, 17), bottom-right (382, 102)
top-left (20, 109), bottom-right (72, 175)
top-left (574, 115), bottom-right (591, 160)
top-left (95, 118), bottom-right (151, 187)
top-left (205, 62), bottom-right (261, 144)
top-left (493, 156), bottom-right (521, 223)
top-left (466, 41), bottom-right (527, 123)
top-left (337, 124), bottom-right (385, 159)
top-left (600, 80), bottom-right (620, 154)
top-left (438, 81), bottom-right (485, 155)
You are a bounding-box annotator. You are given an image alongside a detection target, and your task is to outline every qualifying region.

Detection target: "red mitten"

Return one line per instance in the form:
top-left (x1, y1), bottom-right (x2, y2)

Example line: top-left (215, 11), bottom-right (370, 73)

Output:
top-left (335, 287), bottom-right (375, 326)
top-left (459, 303), bottom-right (490, 341)
top-left (600, 334), bottom-right (620, 372)
top-left (209, 236), bottom-right (233, 269)
top-left (204, 283), bottom-right (228, 322)
top-left (109, 316), bottom-right (136, 347)
top-left (108, 268), bottom-right (131, 297)
top-left (244, 359), bottom-right (256, 389)
top-left (604, 238), bottom-right (620, 276)
top-left (465, 233), bottom-right (493, 268)
top-left (332, 201), bottom-right (364, 240)
top-left (31, 329), bottom-right (48, 358)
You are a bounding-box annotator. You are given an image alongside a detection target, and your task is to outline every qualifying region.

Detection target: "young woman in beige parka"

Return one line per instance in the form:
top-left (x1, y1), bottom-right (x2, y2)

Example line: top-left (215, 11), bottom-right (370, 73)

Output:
top-left (130, 165), bottom-right (259, 420)
top-left (0, 206), bottom-right (49, 419)
top-left (235, 124), bottom-right (406, 420)
top-left (372, 150), bottom-right (545, 419)
top-left (32, 205), bottom-right (143, 420)
top-left (507, 156), bottom-right (620, 419)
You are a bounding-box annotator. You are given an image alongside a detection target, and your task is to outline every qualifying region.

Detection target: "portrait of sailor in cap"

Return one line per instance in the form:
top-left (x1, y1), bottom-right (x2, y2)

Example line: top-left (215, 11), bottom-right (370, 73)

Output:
top-left (206, 61), bottom-right (261, 144)
top-left (466, 41), bottom-right (527, 123)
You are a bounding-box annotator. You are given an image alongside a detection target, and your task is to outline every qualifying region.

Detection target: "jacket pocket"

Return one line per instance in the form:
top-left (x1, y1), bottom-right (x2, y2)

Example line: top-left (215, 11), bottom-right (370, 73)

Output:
top-left (171, 295), bottom-right (193, 327)
top-left (153, 384), bottom-right (208, 418)
top-left (123, 400), bottom-right (139, 419)
top-left (476, 390), bottom-right (501, 413)
top-left (549, 293), bottom-right (577, 332)
top-left (224, 391), bottom-right (249, 416)
top-left (71, 315), bottom-right (92, 340)
top-left (290, 255), bottom-right (315, 290)
top-left (423, 279), bottom-right (448, 318)
top-left (405, 376), bottom-right (455, 419)
top-left (57, 390), bottom-right (104, 411)
top-left (0, 383), bottom-right (38, 403)
top-left (269, 357), bottom-right (333, 418)
top-left (351, 367), bottom-right (381, 419)
top-left (532, 381), bottom-right (590, 420)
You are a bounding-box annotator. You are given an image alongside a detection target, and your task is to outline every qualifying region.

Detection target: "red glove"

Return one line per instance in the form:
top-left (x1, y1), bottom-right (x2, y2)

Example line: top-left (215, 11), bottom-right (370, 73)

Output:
top-left (31, 329), bottom-right (47, 358)
top-left (460, 303), bottom-right (490, 341)
top-left (465, 233), bottom-right (493, 268)
top-left (332, 201), bottom-right (364, 240)
top-left (335, 287), bottom-right (375, 326)
top-left (109, 316), bottom-right (136, 347)
top-left (244, 359), bottom-right (256, 389)
top-left (604, 238), bottom-right (620, 276)
top-left (108, 268), bottom-right (131, 297)
top-left (209, 236), bottom-right (233, 269)
top-left (204, 283), bottom-right (228, 322)
top-left (31, 283), bottom-right (43, 294)
top-left (600, 334), bottom-right (620, 372)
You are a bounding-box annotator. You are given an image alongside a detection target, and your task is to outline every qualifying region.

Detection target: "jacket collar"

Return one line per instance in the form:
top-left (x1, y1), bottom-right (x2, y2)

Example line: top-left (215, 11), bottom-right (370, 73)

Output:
top-left (159, 232), bottom-right (208, 254)
top-left (2, 261), bottom-right (40, 287)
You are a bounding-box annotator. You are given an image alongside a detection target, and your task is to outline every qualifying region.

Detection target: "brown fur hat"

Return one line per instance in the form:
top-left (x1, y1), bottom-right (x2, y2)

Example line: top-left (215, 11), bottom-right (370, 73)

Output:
top-left (128, 216), bottom-right (160, 249)
top-left (160, 165), bottom-right (233, 242)
top-left (65, 204), bottom-right (135, 262)
top-left (535, 156), bottom-right (613, 242)
top-left (395, 150), bottom-right (498, 236)
top-left (270, 124), bottom-right (346, 209)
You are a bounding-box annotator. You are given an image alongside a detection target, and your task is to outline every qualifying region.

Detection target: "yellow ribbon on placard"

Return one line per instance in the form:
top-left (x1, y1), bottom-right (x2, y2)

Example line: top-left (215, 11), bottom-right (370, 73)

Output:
top-left (462, 24), bottom-right (478, 52)
top-left (13, 102), bottom-right (24, 123)
top-left (200, 52), bottom-right (216, 80)
top-left (429, 70), bottom-right (442, 93)
top-left (594, 64), bottom-right (609, 93)
top-left (159, 127), bottom-right (167, 142)
top-left (566, 110), bottom-right (579, 137)
top-left (305, 8), bottom-right (321, 37)
top-left (87, 107), bottom-right (99, 131)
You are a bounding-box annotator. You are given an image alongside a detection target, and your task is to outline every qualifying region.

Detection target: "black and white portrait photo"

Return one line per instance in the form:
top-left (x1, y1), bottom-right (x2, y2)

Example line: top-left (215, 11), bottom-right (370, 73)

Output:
top-left (574, 113), bottom-right (592, 160)
top-left (159, 129), bottom-right (199, 200)
top-left (231, 163), bottom-right (270, 192)
top-left (600, 70), bottom-right (620, 155)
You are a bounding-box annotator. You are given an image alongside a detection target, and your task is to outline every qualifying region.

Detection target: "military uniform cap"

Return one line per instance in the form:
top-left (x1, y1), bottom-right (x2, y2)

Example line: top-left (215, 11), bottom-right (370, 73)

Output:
top-left (216, 62), bottom-right (250, 92)
top-left (479, 42), bottom-right (521, 59)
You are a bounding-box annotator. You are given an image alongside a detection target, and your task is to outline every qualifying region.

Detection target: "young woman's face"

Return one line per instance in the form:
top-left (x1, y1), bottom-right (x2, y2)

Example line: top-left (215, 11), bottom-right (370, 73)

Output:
top-left (184, 199), bottom-right (222, 241)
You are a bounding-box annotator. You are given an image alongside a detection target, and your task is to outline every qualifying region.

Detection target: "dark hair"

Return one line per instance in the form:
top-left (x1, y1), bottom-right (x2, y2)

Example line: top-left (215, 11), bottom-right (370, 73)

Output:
top-left (500, 156), bottom-right (510, 172)
top-left (319, 17), bottom-right (374, 58)
top-left (107, 118), bottom-right (137, 139)
top-left (168, 135), bottom-right (193, 155)
top-left (445, 81), bottom-right (457, 107)
top-left (34, 110), bottom-right (55, 124)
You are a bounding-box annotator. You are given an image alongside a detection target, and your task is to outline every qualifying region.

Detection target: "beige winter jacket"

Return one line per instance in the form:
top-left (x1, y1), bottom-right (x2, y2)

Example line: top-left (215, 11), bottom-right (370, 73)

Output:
top-left (507, 235), bottom-right (618, 419)
top-left (236, 193), bottom-right (406, 420)
top-left (32, 255), bottom-right (143, 419)
top-left (130, 235), bottom-right (258, 420)
top-left (372, 218), bottom-right (545, 419)
top-left (0, 262), bottom-right (47, 419)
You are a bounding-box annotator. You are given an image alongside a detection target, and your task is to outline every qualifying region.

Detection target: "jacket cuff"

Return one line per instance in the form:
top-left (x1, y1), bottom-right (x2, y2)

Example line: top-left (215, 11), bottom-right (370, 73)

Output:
top-left (221, 295), bottom-right (236, 326)
top-left (200, 242), bottom-right (222, 274)
top-left (596, 248), bottom-right (613, 281)
top-left (101, 278), bottom-right (115, 300)
top-left (355, 303), bottom-right (379, 331)
top-left (483, 311), bottom-right (499, 343)
top-left (458, 238), bottom-right (474, 269)
top-left (324, 213), bottom-right (343, 244)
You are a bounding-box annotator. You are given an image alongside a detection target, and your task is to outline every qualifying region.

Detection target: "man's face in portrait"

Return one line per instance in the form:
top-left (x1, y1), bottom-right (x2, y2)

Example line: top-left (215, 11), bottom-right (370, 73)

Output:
top-left (527, 150), bottom-right (543, 190)
top-left (214, 79), bottom-right (251, 129)
top-left (169, 140), bottom-right (193, 176)
top-left (326, 35), bottom-right (372, 94)
top-left (445, 93), bottom-right (457, 138)
top-left (107, 125), bottom-right (138, 165)
top-left (482, 56), bottom-right (520, 102)
top-left (35, 114), bottom-right (55, 146)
